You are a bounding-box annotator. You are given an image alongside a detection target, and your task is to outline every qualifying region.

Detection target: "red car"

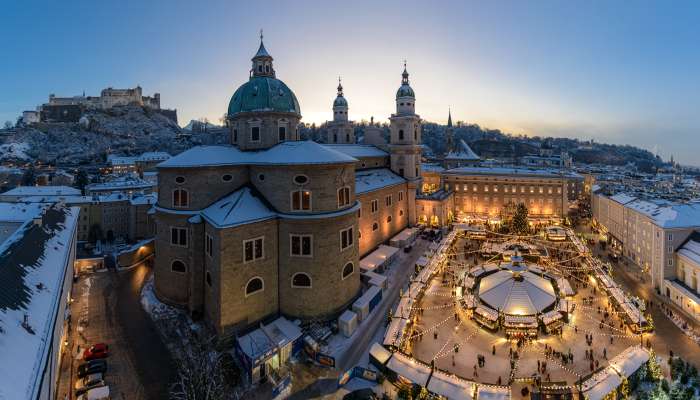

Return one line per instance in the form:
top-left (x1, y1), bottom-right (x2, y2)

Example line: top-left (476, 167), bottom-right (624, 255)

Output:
top-left (83, 343), bottom-right (109, 361)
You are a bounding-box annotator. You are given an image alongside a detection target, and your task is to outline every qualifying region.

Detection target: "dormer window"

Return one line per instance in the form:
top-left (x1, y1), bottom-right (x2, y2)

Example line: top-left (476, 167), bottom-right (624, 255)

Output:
top-left (265, 65), bottom-right (270, 73)
top-left (258, 65), bottom-right (262, 72)
top-left (399, 130), bottom-right (404, 140)
top-left (251, 126), bottom-right (260, 142)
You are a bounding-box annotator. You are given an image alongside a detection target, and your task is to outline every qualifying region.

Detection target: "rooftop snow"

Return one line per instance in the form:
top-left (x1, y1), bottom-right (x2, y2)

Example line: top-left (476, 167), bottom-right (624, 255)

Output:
top-left (444, 166), bottom-right (582, 179)
top-left (0, 205), bottom-right (79, 400)
top-left (86, 178), bottom-right (154, 191)
top-left (201, 187), bottom-right (276, 228)
top-left (0, 203), bottom-right (46, 222)
top-left (355, 168), bottom-right (406, 194)
top-left (323, 144), bottom-right (388, 158)
top-left (421, 163), bottom-right (445, 173)
top-left (445, 139), bottom-right (479, 161)
top-left (610, 193), bottom-right (637, 205)
top-left (159, 141), bottom-right (357, 169)
top-left (0, 186), bottom-right (81, 197)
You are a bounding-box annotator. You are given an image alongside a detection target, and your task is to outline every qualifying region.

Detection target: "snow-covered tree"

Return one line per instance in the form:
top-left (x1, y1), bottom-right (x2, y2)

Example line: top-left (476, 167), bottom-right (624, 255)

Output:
top-left (170, 335), bottom-right (226, 400)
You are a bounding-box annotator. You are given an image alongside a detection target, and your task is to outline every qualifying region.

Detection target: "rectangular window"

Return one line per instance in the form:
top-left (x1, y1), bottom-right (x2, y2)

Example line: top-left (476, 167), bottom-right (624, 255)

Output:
top-left (473, 185), bottom-right (478, 192)
top-left (170, 227), bottom-right (187, 247)
top-left (371, 199), bottom-right (378, 213)
top-left (233, 129), bottom-right (238, 142)
top-left (251, 126), bottom-right (260, 142)
top-left (291, 234), bottom-right (313, 257)
top-left (398, 191), bottom-right (404, 201)
top-left (278, 126), bottom-right (286, 141)
top-left (205, 233), bottom-right (213, 258)
top-left (291, 190), bottom-right (312, 211)
top-left (385, 194), bottom-right (393, 207)
top-left (340, 227), bottom-right (354, 251)
top-left (243, 237), bottom-right (264, 262)
top-left (338, 187), bottom-right (351, 207)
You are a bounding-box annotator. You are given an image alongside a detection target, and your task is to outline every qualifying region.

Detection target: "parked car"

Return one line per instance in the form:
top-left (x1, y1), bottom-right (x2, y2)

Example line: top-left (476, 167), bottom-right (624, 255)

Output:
top-left (76, 386), bottom-right (110, 400)
top-left (83, 343), bottom-right (109, 361)
top-left (74, 373), bottom-right (105, 396)
top-left (77, 359), bottom-right (107, 378)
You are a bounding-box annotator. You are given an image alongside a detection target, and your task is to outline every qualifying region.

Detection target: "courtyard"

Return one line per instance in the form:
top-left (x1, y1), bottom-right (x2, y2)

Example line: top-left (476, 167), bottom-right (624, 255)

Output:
top-left (381, 225), bottom-right (654, 397)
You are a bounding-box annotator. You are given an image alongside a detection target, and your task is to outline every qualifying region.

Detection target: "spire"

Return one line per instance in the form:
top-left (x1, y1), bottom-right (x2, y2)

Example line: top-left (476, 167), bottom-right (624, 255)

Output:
top-left (251, 30), bottom-right (274, 78)
top-left (401, 60), bottom-right (409, 85)
top-left (447, 108), bottom-right (452, 127)
top-left (337, 76), bottom-right (343, 97)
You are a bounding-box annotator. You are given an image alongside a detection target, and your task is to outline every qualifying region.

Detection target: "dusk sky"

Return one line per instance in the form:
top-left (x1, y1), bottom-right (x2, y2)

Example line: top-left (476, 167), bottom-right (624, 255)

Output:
top-left (2, 1), bottom-right (699, 164)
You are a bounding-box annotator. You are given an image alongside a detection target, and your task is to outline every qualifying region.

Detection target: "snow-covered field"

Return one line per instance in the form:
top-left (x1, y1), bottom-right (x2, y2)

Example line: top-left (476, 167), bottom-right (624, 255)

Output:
top-left (0, 142), bottom-right (29, 161)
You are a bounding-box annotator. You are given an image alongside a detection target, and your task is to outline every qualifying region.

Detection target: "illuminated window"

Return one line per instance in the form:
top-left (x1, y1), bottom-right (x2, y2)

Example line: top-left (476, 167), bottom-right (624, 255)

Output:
top-left (291, 190), bottom-right (312, 211)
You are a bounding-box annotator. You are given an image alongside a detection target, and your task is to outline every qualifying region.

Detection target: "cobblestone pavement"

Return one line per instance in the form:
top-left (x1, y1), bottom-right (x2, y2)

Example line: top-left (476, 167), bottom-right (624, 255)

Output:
top-left (56, 262), bottom-right (174, 400)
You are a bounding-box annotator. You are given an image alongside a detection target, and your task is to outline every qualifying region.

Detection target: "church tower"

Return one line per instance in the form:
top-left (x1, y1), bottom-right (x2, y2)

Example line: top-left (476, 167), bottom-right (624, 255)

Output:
top-left (326, 77), bottom-right (354, 144)
top-left (445, 108), bottom-right (454, 154)
top-left (389, 62), bottom-right (422, 225)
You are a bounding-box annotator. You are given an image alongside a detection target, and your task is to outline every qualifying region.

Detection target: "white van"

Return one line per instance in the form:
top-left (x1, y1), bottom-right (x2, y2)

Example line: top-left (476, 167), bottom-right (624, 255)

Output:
top-left (77, 386), bottom-right (110, 400)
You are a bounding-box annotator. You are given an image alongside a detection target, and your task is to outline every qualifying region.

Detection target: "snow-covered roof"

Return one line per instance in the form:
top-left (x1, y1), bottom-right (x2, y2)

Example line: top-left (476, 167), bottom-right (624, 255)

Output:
top-left (159, 141), bottom-right (357, 169)
top-left (608, 346), bottom-right (649, 378)
top-left (0, 205), bottom-right (79, 400)
top-left (201, 187), bottom-right (276, 229)
top-left (474, 384), bottom-right (511, 400)
top-left (255, 141), bottom-right (356, 165)
top-left (137, 152), bottom-right (171, 162)
top-left (445, 139), bottom-right (479, 161)
top-left (0, 203), bottom-right (46, 222)
top-left (443, 166), bottom-right (582, 179)
top-left (581, 367), bottom-right (622, 400)
top-left (0, 186), bottom-right (81, 197)
top-left (421, 163), bottom-right (445, 173)
top-left (386, 352), bottom-right (431, 386)
top-left (323, 144), bottom-right (388, 158)
top-left (130, 193), bottom-right (157, 206)
top-left (355, 168), bottom-right (406, 194)
top-left (108, 155), bottom-right (138, 166)
top-left (86, 178), bottom-right (154, 192)
top-left (427, 369), bottom-right (475, 399)
top-left (610, 193), bottom-right (637, 205)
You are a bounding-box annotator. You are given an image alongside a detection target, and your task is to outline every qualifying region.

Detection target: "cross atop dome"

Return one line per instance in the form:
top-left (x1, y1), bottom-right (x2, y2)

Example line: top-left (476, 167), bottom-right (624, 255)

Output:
top-left (251, 31), bottom-right (274, 78)
top-left (337, 76), bottom-right (343, 97)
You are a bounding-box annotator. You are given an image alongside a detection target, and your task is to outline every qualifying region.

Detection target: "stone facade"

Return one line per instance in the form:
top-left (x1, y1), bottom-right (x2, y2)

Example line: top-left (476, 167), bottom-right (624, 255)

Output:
top-left (357, 183), bottom-right (410, 256)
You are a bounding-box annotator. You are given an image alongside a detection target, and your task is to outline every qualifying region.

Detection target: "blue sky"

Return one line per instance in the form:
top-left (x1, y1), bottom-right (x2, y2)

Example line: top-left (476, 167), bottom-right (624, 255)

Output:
top-left (2, 0), bottom-right (699, 164)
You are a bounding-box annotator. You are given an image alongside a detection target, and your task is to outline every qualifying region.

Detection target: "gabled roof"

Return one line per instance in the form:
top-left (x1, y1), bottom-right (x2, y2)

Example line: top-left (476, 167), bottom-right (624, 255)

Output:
top-left (323, 144), bottom-right (388, 158)
top-left (201, 187), bottom-right (276, 229)
top-left (159, 141), bottom-right (357, 169)
top-left (355, 168), bottom-right (406, 194)
top-left (445, 139), bottom-right (479, 161)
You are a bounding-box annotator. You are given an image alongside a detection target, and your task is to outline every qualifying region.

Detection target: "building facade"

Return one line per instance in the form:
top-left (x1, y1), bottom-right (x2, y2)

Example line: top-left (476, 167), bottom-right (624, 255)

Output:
top-left (152, 38), bottom-right (420, 338)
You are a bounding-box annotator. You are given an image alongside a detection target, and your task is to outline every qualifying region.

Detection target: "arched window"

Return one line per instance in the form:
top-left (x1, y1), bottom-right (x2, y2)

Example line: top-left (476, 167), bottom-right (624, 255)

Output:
top-left (372, 222), bottom-right (378, 231)
top-left (292, 272), bottom-right (312, 288)
top-left (173, 188), bottom-right (189, 208)
top-left (342, 262), bottom-right (354, 279)
top-left (387, 215), bottom-right (392, 223)
top-left (399, 129), bottom-right (404, 140)
top-left (245, 277), bottom-right (264, 296)
top-left (171, 260), bottom-right (186, 273)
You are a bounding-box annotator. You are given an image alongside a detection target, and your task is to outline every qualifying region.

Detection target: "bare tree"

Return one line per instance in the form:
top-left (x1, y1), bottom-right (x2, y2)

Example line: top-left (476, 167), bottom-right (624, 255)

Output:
top-left (170, 335), bottom-right (227, 400)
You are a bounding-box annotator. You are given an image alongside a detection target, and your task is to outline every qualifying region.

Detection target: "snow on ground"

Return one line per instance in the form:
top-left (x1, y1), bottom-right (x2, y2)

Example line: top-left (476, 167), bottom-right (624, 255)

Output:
top-left (140, 275), bottom-right (178, 320)
top-left (0, 142), bottom-right (29, 161)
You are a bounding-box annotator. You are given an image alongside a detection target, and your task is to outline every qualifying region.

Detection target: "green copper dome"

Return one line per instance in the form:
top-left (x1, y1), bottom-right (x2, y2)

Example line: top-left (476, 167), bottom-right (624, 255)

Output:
top-left (333, 95), bottom-right (348, 107)
top-left (228, 76), bottom-right (301, 117)
top-left (396, 84), bottom-right (415, 99)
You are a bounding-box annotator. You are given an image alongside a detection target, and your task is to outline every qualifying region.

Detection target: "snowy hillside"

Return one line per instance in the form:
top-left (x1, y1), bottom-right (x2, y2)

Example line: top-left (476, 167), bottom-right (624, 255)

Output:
top-left (2, 106), bottom-right (203, 164)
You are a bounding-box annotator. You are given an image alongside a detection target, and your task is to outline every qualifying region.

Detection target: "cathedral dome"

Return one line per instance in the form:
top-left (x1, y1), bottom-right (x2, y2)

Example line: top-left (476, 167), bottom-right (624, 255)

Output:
top-left (333, 95), bottom-right (348, 107)
top-left (396, 83), bottom-right (415, 99)
top-left (228, 76), bottom-right (301, 117)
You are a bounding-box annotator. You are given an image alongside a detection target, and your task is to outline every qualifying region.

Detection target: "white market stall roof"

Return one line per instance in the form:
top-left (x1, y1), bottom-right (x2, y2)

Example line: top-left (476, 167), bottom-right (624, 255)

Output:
top-left (475, 306), bottom-right (499, 322)
top-left (540, 310), bottom-right (564, 325)
top-left (394, 295), bottom-right (414, 319)
top-left (369, 342), bottom-right (393, 365)
top-left (608, 346), bottom-right (650, 378)
top-left (503, 315), bottom-right (537, 327)
top-left (416, 256), bottom-right (430, 268)
top-left (478, 269), bottom-right (556, 316)
top-left (581, 367), bottom-right (622, 400)
top-left (475, 384), bottom-right (511, 400)
top-left (360, 245), bottom-right (399, 271)
top-left (427, 369), bottom-right (475, 400)
top-left (556, 277), bottom-right (575, 297)
top-left (391, 227), bottom-right (418, 245)
top-left (387, 352), bottom-right (432, 387)
top-left (384, 317), bottom-right (409, 347)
